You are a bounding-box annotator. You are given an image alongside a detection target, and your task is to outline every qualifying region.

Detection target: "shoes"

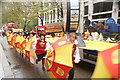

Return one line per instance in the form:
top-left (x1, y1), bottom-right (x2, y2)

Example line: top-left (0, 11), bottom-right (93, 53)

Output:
top-left (36, 60), bottom-right (38, 64)
top-left (42, 67), bottom-right (45, 71)
top-left (21, 54), bottom-right (24, 57)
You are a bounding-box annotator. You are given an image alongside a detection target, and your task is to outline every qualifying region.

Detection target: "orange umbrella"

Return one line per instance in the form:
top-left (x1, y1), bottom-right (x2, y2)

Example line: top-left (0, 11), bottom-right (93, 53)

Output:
top-left (45, 36), bottom-right (74, 79)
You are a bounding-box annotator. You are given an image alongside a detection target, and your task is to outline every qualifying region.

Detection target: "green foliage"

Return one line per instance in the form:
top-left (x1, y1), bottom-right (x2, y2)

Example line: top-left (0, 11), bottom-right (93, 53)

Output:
top-left (2, 1), bottom-right (62, 31)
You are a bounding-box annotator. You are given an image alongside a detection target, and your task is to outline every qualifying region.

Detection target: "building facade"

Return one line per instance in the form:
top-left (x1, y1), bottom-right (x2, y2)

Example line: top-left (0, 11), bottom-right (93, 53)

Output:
top-left (38, 0), bottom-right (120, 33)
top-left (38, 0), bottom-right (63, 26)
top-left (79, 0), bottom-right (120, 33)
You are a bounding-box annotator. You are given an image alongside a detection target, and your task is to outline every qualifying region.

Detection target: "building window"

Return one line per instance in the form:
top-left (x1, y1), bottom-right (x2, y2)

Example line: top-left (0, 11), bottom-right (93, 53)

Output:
top-left (84, 17), bottom-right (88, 19)
top-left (92, 13), bottom-right (112, 19)
top-left (47, 12), bottom-right (49, 23)
top-left (84, 6), bottom-right (88, 15)
top-left (118, 19), bottom-right (120, 24)
top-left (93, 2), bottom-right (113, 13)
top-left (50, 11), bottom-right (52, 23)
top-left (57, 8), bottom-right (60, 22)
top-left (53, 10), bottom-right (55, 23)
top-left (118, 1), bottom-right (120, 10)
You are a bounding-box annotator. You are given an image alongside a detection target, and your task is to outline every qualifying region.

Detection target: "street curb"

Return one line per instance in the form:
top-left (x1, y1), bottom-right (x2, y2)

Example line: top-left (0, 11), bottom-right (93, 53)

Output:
top-left (0, 43), bottom-right (14, 78)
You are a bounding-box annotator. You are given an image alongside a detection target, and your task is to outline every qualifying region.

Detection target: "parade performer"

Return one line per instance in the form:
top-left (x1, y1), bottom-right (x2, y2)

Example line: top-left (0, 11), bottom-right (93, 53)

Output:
top-left (67, 33), bottom-right (81, 80)
top-left (25, 34), bottom-right (34, 61)
top-left (32, 34), bottom-right (50, 71)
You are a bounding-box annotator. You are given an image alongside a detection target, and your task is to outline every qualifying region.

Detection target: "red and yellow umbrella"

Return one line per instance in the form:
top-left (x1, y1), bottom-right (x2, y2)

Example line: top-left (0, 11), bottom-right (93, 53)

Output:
top-left (25, 36), bottom-right (37, 63)
top-left (92, 44), bottom-right (120, 78)
top-left (45, 36), bottom-right (74, 79)
top-left (80, 41), bottom-right (119, 78)
top-left (20, 39), bottom-right (26, 56)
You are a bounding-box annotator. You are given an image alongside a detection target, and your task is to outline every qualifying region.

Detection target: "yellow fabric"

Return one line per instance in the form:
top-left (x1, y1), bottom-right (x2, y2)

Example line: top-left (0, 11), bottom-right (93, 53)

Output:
top-left (25, 40), bottom-right (31, 51)
top-left (47, 72), bottom-right (56, 79)
top-left (16, 48), bottom-right (20, 53)
top-left (30, 49), bottom-right (36, 58)
top-left (19, 36), bottom-right (25, 53)
top-left (80, 40), bottom-right (118, 51)
top-left (15, 36), bottom-right (20, 43)
top-left (30, 49), bottom-right (37, 64)
top-left (7, 34), bottom-right (12, 41)
top-left (54, 44), bottom-right (73, 67)
top-left (91, 54), bottom-right (112, 78)
top-left (25, 36), bottom-right (37, 51)
top-left (112, 49), bottom-right (119, 64)
top-left (19, 36), bottom-right (25, 44)
top-left (15, 36), bottom-right (21, 53)
top-left (46, 37), bottom-right (61, 43)
top-left (22, 49), bottom-right (26, 55)
top-left (25, 37), bottom-right (34, 51)
top-left (6, 32), bottom-right (10, 40)
top-left (31, 35), bottom-right (37, 42)
top-left (46, 47), bottom-right (54, 70)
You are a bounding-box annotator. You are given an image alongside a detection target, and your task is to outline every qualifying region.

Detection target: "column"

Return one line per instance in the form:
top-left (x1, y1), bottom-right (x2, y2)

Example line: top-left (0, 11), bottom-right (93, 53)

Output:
top-left (88, 0), bottom-right (93, 21)
top-left (77, 1), bottom-right (84, 34)
top-left (112, 0), bottom-right (119, 23)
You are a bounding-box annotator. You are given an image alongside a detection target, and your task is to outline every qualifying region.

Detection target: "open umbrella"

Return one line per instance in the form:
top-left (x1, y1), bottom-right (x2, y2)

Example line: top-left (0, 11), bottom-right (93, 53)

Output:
top-left (45, 36), bottom-right (74, 79)
top-left (92, 44), bottom-right (120, 78)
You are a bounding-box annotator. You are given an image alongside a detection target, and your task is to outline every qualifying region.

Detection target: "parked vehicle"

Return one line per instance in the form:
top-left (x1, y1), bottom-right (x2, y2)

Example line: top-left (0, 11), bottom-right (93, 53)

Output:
top-left (84, 18), bottom-right (120, 42)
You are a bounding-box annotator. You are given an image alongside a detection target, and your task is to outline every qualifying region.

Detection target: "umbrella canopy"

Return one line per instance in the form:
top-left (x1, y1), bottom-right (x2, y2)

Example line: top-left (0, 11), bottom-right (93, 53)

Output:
top-left (92, 44), bottom-right (120, 78)
top-left (45, 36), bottom-right (74, 79)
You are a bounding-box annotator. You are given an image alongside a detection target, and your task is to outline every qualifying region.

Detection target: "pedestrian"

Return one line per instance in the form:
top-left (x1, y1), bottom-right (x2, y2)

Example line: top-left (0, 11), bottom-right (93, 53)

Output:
top-left (32, 34), bottom-right (50, 71)
top-left (67, 32), bottom-right (81, 80)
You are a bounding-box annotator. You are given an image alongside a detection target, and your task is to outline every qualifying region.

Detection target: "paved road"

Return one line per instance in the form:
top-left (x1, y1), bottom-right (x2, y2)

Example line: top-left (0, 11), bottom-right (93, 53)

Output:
top-left (0, 36), bottom-right (95, 78)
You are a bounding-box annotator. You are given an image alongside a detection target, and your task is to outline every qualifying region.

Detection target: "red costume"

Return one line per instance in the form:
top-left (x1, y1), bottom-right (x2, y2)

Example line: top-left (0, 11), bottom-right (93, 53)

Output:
top-left (35, 39), bottom-right (47, 55)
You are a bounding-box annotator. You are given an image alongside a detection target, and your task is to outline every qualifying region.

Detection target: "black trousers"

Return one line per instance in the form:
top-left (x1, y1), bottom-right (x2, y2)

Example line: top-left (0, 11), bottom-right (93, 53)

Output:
top-left (36, 53), bottom-right (46, 61)
top-left (68, 68), bottom-right (74, 80)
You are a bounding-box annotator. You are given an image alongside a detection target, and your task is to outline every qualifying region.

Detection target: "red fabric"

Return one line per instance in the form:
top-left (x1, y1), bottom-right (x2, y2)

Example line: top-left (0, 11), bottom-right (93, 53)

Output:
top-left (8, 41), bottom-right (12, 45)
top-left (15, 42), bottom-right (19, 48)
top-left (47, 62), bottom-right (72, 80)
top-left (52, 37), bottom-right (71, 50)
top-left (46, 37), bottom-right (74, 79)
top-left (11, 35), bottom-right (17, 47)
top-left (27, 38), bottom-right (30, 40)
top-left (35, 40), bottom-right (47, 55)
top-left (72, 44), bottom-right (76, 67)
top-left (21, 40), bottom-right (26, 55)
top-left (21, 40), bottom-right (26, 49)
top-left (100, 45), bottom-right (120, 78)
top-left (26, 50), bottom-right (30, 61)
